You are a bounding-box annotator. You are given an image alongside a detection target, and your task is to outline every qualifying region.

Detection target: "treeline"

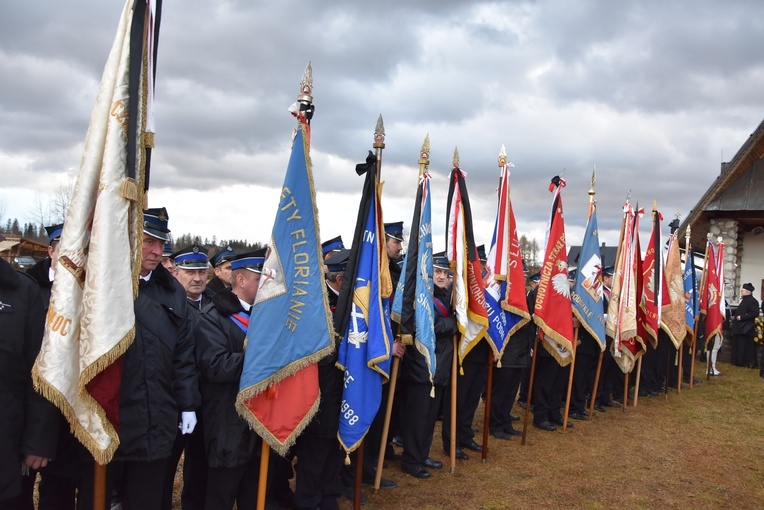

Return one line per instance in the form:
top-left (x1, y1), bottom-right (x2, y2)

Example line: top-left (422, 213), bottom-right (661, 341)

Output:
top-left (1, 218), bottom-right (48, 244)
top-left (171, 233), bottom-right (265, 257)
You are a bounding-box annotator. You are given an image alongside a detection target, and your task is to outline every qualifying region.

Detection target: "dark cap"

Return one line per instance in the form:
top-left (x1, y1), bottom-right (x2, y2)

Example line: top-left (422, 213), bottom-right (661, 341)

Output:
top-left (162, 241), bottom-right (174, 258)
top-left (384, 221), bottom-right (404, 242)
top-left (476, 244), bottom-right (487, 262)
top-left (173, 244), bottom-right (209, 269)
top-left (602, 266), bottom-right (614, 277)
top-left (325, 248), bottom-right (350, 273)
top-left (743, 282), bottom-right (755, 292)
top-left (433, 251), bottom-right (450, 270)
top-left (321, 236), bottom-right (345, 256)
top-left (230, 248), bottom-right (266, 273)
top-left (529, 272), bottom-right (541, 282)
top-left (143, 207), bottom-right (171, 242)
top-left (211, 246), bottom-right (237, 267)
top-left (45, 224), bottom-right (64, 245)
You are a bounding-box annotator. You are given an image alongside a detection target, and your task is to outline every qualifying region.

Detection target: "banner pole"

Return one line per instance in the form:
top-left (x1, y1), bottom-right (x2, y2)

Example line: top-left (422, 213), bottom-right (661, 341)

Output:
top-left (588, 350), bottom-right (604, 420)
top-left (374, 355), bottom-right (399, 490)
top-left (633, 357), bottom-right (642, 407)
top-left (562, 328), bottom-right (578, 431)
top-left (481, 351), bottom-right (493, 462)
top-left (93, 462), bottom-right (107, 510)
top-left (256, 442), bottom-right (270, 510)
top-left (521, 334), bottom-right (539, 445)
top-left (449, 334), bottom-right (458, 473)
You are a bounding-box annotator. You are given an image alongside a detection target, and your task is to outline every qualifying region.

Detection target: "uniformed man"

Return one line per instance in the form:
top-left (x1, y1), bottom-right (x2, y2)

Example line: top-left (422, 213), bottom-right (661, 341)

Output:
top-left (0, 257), bottom-right (57, 507)
top-left (161, 240), bottom-right (175, 272)
top-left (194, 249), bottom-right (266, 510)
top-left (206, 246), bottom-right (236, 296)
top-left (595, 266), bottom-right (621, 410)
top-left (294, 249), bottom-right (348, 510)
top-left (111, 207), bottom-right (200, 510)
top-left (517, 272), bottom-right (541, 409)
top-left (400, 252), bottom-right (455, 479)
top-left (321, 235), bottom-right (345, 260)
top-left (172, 243), bottom-right (213, 312)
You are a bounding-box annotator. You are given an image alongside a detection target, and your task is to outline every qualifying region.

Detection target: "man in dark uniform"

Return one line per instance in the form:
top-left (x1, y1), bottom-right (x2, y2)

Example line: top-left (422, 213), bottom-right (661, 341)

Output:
top-left (518, 272), bottom-right (540, 409)
top-left (172, 243), bottom-right (213, 312)
top-left (109, 207), bottom-right (200, 510)
top-left (293, 249), bottom-right (348, 510)
top-left (400, 252), bottom-right (455, 479)
top-left (161, 242), bottom-right (211, 510)
top-left (595, 266), bottom-right (621, 410)
top-left (206, 246), bottom-right (236, 296)
top-left (732, 282), bottom-right (759, 369)
top-left (194, 250), bottom-right (266, 510)
top-left (0, 256), bottom-right (57, 508)
top-left (322, 235), bottom-right (345, 259)
top-left (161, 240), bottom-right (175, 272)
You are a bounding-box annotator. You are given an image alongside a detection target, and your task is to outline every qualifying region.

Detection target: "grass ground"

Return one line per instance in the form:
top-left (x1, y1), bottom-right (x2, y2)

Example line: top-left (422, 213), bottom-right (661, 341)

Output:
top-left (335, 360), bottom-right (764, 510)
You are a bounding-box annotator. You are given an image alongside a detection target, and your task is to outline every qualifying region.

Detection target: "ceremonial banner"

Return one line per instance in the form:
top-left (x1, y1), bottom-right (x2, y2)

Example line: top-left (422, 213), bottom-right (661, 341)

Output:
top-left (641, 207), bottom-right (667, 348)
top-left (661, 232), bottom-right (687, 348)
top-left (703, 240), bottom-right (725, 343)
top-left (571, 202), bottom-right (606, 351)
top-left (392, 150), bottom-right (435, 385)
top-left (534, 176), bottom-right (574, 366)
top-left (236, 119), bottom-right (334, 455)
top-left (683, 245), bottom-right (699, 343)
top-left (33, 0), bottom-right (161, 464)
top-left (334, 152), bottom-right (393, 454)
top-left (484, 148), bottom-right (529, 359)
top-left (606, 202), bottom-right (645, 373)
top-left (446, 160), bottom-right (489, 366)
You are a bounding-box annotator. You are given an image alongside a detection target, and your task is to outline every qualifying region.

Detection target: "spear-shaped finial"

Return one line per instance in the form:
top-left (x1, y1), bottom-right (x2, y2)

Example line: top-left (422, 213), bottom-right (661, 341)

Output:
top-left (626, 189), bottom-right (632, 202)
top-left (589, 165), bottom-right (597, 199)
top-left (498, 145), bottom-right (507, 167)
top-left (297, 61), bottom-right (313, 104)
top-left (453, 147), bottom-right (460, 169)
top-left (652, 199), bottom-right (658, 212)
top-left (418, 134), bottom-right (431, 176)
top-left (373, 115), bottom-right (385, 149)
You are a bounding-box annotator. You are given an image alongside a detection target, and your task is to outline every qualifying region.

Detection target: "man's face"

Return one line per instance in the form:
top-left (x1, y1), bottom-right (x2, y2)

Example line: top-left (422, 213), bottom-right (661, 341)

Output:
top-left (141, 235), bottom-right (164, 276)
top-left (176, 268), bottom-right (208, 300)
top-left (386, 236), bottom-right (402, 260)
top-left (214, 261), bottom-right (233, 286)
top-left (433, 268), bottom-right (450, 289)
top-left (161, 257), bottom-right (175, 272)
top-left (603, 275), bottom-right (613, 288)
top-left (48, 242), bottom-right (60, 272)
top-left (238, 271), bottom-right (262, 305)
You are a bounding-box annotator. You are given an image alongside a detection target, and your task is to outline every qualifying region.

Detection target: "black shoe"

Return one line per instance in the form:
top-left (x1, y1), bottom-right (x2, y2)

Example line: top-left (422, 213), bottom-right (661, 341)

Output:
top-left (605, 400), bottom-right (621, 408)
top-left (503, 426), bottom-right (523, 437)
top-left (424, 457), bottom-right (443, 470)
top-left (361, 476), bottom-right (396, 489)
top-left (391, 435), bottom-right (403, 447)
top-left (462, 440), bottom-right (483, 452)
top-left (490, 430), bottom-right (511, 440)
top-left (443, 447), bottom-right (469, 460)
top-left (402, 464), bottom-right (431, 479)
top-left (533, 421), bottom-right (557, 432)
top-left (593, 403), bottom-right (606, 412)
top-left (342, 486), bottom-right (368, 505)
top-left (550, 418), bottom-right (573, 428)
top-left (569, 412), bottom-right (587, 421)
top-left (517, 400), bottom-right (527, 409)
top-left (509, 414), bottom-right (521, 422)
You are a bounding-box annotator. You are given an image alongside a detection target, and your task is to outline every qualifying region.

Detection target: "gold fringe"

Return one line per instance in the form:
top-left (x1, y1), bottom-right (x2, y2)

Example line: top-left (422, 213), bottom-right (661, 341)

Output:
top-left (345, 454), bottom-right (351, 466)
top-left (119, 178), bottom-right (139, 202)
top-left (143, 131), bottom-right (154, 148)
top-left (399, 333), bottom-right (413, 346)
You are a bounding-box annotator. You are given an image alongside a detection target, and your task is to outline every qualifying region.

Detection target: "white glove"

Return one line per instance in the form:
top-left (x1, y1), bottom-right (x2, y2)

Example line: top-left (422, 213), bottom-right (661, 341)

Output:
top-left (179, 411), bottom-right (197, 435)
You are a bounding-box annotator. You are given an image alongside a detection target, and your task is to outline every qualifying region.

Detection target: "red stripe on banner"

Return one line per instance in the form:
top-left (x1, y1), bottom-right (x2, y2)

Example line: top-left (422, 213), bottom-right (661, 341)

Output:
top-left (243, 363), bottom-right (319, 445)
top-left (86, 357), bottom-right (123, 433)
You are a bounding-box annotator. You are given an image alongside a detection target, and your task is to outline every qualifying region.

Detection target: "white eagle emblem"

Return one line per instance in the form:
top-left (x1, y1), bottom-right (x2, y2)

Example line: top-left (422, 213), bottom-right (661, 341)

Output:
top-left (552, 261), bottom-right (570, 298)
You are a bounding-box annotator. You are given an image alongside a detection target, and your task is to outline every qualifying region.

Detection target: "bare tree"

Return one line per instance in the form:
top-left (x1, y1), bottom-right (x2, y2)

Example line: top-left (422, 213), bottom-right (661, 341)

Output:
top-left (27, 194), bottom-right (51, 231)
top-left (51, 180), bottom-right (74, 223)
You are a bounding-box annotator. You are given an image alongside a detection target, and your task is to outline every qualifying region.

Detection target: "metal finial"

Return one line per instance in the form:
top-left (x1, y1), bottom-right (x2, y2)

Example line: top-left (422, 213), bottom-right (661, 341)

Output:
top-left (652, 199), bottom-right (658, 212)
top-left (498, 145), bottom-right (507, 167)
top-left (418, 134), bottom-right (430, 168)
top-left (589, 165), bottom-right (596, 197)
top-left (297, 61), bottom-right (313, 103)
top-left (374, 115), bottom-right (385, 149)
top-left (453, 147), bottom-right (460, 169)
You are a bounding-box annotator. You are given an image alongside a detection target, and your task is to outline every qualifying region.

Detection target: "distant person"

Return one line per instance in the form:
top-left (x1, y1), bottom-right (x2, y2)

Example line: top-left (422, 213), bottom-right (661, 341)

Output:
top-left (732, 283), bottom-right (759, 369)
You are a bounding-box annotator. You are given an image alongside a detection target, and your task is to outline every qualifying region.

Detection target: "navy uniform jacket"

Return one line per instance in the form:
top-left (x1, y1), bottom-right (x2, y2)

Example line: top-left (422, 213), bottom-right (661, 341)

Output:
top-left (0, 258), bottom-right (57, 500)
top-left (117, 264), bottom-right (200, 462)
top-left (194, 288), bottom-right (260, 468)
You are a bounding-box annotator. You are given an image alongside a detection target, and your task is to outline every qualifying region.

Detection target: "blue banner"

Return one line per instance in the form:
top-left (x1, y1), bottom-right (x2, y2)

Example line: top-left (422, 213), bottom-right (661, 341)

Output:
top-left (571, 206), bottom-right (607, 350)
top-left (683, 248), bottom-right (698, 335)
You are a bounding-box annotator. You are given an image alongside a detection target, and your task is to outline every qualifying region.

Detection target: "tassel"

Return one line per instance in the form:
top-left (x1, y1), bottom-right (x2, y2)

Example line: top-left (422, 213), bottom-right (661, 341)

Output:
top-left (344, 453), bottom-right (351, 466)
top-left (497, 360), bottom-right (502, 368)
top-left (119, 178), bottom-right (138, 202)
top-left (430, 385), bottom-right (435, 398)
top-left (459, 366), bottom-right (464, 376)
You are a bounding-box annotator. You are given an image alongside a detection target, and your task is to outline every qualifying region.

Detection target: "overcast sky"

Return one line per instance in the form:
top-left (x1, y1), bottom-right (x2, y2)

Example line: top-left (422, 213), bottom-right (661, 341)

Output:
top-left (2, 0), bottom-right (763, 254)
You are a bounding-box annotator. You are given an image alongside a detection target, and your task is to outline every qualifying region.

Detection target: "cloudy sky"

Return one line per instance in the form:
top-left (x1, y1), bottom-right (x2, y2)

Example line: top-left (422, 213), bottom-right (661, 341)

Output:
top-left (2, 0), bottom-right (763, 254)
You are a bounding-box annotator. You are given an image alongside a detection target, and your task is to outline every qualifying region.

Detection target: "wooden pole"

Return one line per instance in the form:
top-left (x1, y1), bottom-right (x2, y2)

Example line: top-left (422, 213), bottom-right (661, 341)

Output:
top-left (449, 334), bottom-right (458, 473)
top-left (588, 350), bottom-right (604, 420)
top-left (632, 357), bottom-right (642, 407)
top-left (481, 351), bottom-right (494, 463)
top-left (562, 327), bottom-right (578, 431)
top-left (521, 335), bottom-right (540, 445)
top-left (256, 442), bottom-right (270, 510)
top-left (664, 339), bottom-right (671, 398)
top-left (677, 343), bottom-right (684, 395)
top-left (690, 316), bottom-right (699, 388)
top-left (93, 462), bottom-right (107, 510)
top-left (374, 355), bottom-right (399, 490)
top-left (622, 370), bottom-right (629, 412)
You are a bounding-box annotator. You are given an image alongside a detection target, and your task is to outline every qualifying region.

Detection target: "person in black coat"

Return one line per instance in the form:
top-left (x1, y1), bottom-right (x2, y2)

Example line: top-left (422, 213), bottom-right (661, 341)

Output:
top-left (293, 249), bottom-right (347, 510)
top-left (0, 256), bottom-right (58, 506)
top-left (206, 246), bottom-right (237, 297)
top-left (732, 283), bottom-right (760, 369)
top-left (93, 208), bottom-right (201, 510)
top-left (400, 255), bottom-right (456, 479)
top-left (194, 250), bottom-right (265, 510)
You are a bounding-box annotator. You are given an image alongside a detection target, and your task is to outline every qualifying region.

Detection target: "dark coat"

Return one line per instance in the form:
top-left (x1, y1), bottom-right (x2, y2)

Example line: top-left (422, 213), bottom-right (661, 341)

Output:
top-left (26, 257), bottom-right (52, 310)
top-left (303, 285), bottom-right (342, 438)
top-left (732, 294), bottom-right (759, 336)
top-left (205, 276), bottom-right (227, 297)
top-left (116, 264), bottom-right (200, 462)
top-left (195, 288), bottom-right (260, 468)
top-left (400, 284), bottom-right (456, 387)
top-left (0, 258), bottom-right (57, 500)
